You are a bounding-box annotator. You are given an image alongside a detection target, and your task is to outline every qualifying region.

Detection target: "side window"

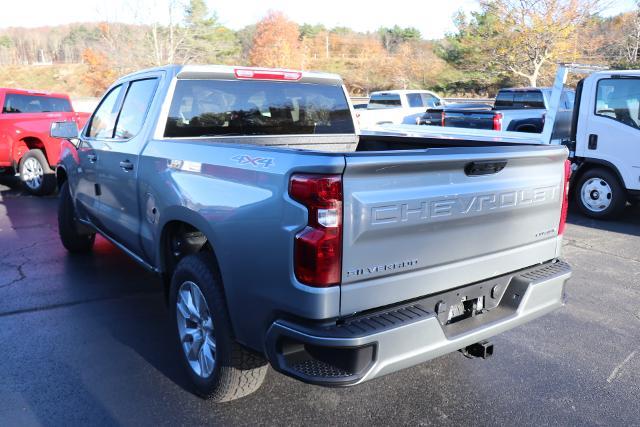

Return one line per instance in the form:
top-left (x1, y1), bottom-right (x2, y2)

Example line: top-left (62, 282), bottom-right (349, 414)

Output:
top-left (114, 79), bottom-right (158, 139)
top-left (595, 78), bottom-right (640, 129)
top-left (421, 94), bottom-right (440, 108)
top-left (88, 85), bottom-right (124, 139)
top-left (406, 93), bottom-right (424, 108)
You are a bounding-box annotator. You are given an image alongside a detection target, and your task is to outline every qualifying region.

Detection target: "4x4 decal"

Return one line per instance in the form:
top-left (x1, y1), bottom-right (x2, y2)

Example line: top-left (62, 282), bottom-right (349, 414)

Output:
top-left (232, 155), bottom-right (275, 168)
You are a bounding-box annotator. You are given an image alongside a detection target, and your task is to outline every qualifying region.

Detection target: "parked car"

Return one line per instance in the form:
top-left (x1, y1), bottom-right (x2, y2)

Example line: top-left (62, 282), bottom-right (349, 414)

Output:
top-left (356, 89), bottom-right (443, 128)
top-left (419, 87), bottom-right (575, 134)
top-left (0, 88), bottom-right (90, 194)
top-left (52, 65), bottom-right (572, 402)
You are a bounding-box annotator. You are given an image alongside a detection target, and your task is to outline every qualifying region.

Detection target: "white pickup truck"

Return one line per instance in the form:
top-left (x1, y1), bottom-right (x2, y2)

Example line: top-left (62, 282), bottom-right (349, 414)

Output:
top-left (356, 89), bottom-right (443, 128)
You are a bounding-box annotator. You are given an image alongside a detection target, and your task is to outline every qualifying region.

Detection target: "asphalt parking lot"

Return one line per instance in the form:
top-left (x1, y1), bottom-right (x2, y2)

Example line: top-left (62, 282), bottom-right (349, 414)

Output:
top-left (0, 177), bottom-right (638, 426)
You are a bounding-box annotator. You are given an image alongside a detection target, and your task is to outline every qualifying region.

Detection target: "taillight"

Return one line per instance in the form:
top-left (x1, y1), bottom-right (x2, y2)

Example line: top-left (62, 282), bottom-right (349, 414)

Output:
top-left (234, 68), bottom-right (302, 81)
top-left (441, 111), bottom-right (446, 127)
top-left (558, 159), bottom-right (571, 235)
top-left (289, 174), bottom-right (342, 287)
top-left (493, 112), bottom-right (503, 131)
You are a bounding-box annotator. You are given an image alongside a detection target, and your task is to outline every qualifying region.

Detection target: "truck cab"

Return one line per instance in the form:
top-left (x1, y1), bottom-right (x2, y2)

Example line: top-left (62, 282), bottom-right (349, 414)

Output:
top-left (562, 70), bottom-right (640, 219)
top-left (356, 89), bottom-right (442, 128)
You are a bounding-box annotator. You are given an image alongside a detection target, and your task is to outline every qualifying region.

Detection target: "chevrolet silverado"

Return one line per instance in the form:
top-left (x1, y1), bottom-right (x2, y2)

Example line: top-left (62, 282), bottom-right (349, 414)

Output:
top-left (51, 65), bottom-right (572, 402)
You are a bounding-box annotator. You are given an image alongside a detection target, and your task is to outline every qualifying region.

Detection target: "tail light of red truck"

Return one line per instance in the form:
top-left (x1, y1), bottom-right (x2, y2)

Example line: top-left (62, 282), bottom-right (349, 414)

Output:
top-left (289, 174), bottom-right (343, 287)
top-left (558, 159), bottom-right (571, 235)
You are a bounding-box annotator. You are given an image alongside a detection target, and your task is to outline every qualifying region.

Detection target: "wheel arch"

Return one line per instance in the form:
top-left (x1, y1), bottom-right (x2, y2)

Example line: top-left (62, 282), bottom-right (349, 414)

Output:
top-left (572, 158), bottom-right (626, 193)
top-left (157, 208), bottom-right (228, 303)
top-left (19, 136), bottom-right (48, 163)
top-left (55, 165), bottom-right (68, 188)
top-left (506, 117), bottom-right (543, 133)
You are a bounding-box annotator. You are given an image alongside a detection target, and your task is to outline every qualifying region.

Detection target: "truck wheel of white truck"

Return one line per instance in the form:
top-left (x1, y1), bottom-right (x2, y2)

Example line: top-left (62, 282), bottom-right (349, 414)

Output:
top-left (170, 252), bottom-right (268, 401)
top-left (574, 168), bottom-right (626, 220)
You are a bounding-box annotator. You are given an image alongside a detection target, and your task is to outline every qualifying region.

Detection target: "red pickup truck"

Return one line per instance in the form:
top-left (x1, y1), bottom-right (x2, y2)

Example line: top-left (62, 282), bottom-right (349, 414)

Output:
top-left (0, 88), bottom-right (90, 195)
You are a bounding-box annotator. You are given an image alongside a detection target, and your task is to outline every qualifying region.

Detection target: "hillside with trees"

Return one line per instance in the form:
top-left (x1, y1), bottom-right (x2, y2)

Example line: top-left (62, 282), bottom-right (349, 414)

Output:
top-left (0, 0), bottom-right (638, 98)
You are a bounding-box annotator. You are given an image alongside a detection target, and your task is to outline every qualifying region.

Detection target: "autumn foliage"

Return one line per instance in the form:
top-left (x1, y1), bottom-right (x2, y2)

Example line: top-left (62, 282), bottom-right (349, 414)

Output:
top-left (81, 48), bottom-right (117, 96)
top-left (0, 0), bottom-right (638, 97)
top-left (249, 11), bottom-right (302, 68)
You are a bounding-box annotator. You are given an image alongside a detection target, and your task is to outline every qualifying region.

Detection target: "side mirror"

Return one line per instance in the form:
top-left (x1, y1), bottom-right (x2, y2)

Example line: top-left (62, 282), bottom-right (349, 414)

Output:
top-left (50, 121), bottom-right (80, 148)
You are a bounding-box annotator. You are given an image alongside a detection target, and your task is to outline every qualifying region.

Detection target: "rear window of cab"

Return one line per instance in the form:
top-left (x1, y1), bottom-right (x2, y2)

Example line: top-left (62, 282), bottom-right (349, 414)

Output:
top-left (2, 93), bottom-right (72, 114)
top-left (367, 93), bottom-right (402, 109)
top-left (164, 79), bottom-right (355, 137)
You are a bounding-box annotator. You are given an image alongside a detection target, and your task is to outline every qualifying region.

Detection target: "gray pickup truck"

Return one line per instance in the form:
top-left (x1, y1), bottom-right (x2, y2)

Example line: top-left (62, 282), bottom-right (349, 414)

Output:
top-left (51, 65), bottom-right (572, 402)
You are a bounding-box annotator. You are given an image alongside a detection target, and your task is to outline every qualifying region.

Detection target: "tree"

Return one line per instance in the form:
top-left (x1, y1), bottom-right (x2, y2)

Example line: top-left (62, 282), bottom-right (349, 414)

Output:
top-left (299, 23), bottom-right (326, 40)
top-left (182, 0), bottom-right (239, 63)
top-left (378, 25), bottom-right (421, 52)
top-left (608, 1), bottom-right (640, 65)
top-left (81, 48), bottom-right (117, 95)
top-left (249, 11), bottom-right (302, 68)
top-left (442, 0), bottom-right (604, 87)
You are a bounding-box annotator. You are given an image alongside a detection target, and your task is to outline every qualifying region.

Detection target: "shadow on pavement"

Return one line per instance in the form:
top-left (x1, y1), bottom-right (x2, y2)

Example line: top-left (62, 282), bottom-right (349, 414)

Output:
top-left (567, 201), bottom-right (640, 237)
top-left (0, 177), bottom-right (194, 396)
top-left (57, 228), bottom-right (194, 394)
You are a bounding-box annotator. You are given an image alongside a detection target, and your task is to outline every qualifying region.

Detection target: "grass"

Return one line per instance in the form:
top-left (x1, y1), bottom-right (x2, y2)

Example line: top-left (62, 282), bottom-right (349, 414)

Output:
top-left (0, 64), bottom-right (94, 97)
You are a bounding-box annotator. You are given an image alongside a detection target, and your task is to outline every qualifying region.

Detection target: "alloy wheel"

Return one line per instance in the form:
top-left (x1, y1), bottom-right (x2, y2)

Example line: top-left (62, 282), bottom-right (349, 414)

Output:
top-left (176, 281), bottom-right (217, 378)
top-left (22, 157), bottom-right (44, 190)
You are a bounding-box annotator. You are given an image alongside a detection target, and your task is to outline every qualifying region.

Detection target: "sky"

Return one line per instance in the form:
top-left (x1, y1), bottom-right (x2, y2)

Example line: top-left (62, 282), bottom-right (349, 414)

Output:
top-left (0, 0), bottom-right (637, 40)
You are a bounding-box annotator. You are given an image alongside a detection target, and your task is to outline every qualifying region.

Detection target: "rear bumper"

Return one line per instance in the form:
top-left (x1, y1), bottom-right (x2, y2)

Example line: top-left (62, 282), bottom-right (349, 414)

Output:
top-left (265, 260), bottom-right (571, 386)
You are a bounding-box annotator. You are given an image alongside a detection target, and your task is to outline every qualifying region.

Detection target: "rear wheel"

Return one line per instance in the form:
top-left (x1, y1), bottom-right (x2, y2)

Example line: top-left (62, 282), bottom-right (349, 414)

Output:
top-left (58, 181), bottom-right (95, 253)
top-left (20, 149), bottom-right (56, 195)
top-left (574, 168), bottom-right (627, 220)
top-left (170, 252), bottom-right (268, 401)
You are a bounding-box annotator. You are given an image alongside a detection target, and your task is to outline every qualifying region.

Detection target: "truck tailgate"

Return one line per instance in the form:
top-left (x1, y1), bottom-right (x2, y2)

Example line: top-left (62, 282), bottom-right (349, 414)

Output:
top-left (340, 145), bottom-right (567, 315)
top-left (443, 110), bottom-right (495, 129)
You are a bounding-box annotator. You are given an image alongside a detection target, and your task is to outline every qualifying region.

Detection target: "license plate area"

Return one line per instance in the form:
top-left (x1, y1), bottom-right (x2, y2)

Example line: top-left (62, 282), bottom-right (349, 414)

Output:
top-left (432, 275), bottom-right (513, 326)
top-left (446, 296), bottom-right (485, 324)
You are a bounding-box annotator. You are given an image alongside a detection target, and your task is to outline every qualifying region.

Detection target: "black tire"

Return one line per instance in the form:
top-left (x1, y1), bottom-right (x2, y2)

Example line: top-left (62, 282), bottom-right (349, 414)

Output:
top-left (574, 168), bottom-right (627, 220)
top-left (169, 252), bottom-right (268, 402)
top-left (19, 149), bottom-right (56, 196)
top-left (58, 181), bottom-right (95, 253)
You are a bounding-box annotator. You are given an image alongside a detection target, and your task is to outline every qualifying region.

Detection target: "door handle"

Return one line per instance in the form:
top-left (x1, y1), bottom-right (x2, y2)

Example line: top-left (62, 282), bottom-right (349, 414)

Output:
top-left (119, 160), bottom-right (134, 171)
top-left (464, 160), bottom-right (507, 176)
top-left (588, 134), bottom-right (598, 150)
top-left (87, 154), bottom-right (97, 163)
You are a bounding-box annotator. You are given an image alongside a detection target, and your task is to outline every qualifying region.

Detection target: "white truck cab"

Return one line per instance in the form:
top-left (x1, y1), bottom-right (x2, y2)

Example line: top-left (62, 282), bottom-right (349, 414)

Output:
top-left (535, 65), bottom-right (640, 219)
